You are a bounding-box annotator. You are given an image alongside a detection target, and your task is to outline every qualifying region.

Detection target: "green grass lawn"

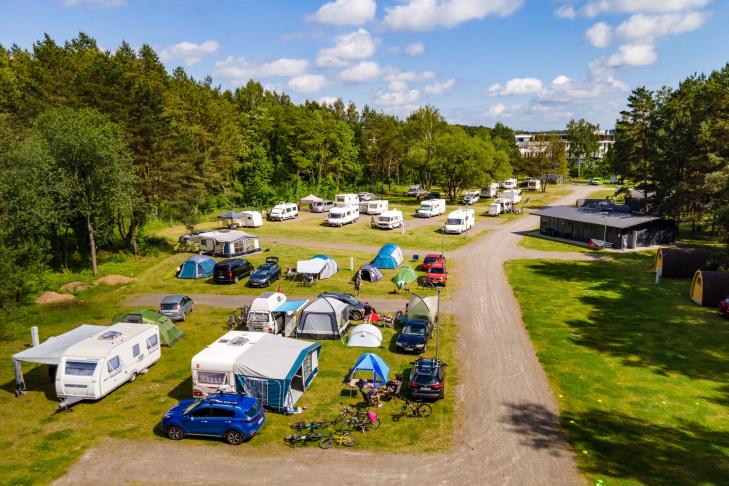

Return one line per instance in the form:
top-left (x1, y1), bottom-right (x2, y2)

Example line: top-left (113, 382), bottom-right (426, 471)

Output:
top-left (518, 234), bottom-right (598, 253)
top-left (506, 252), bottom-right (729, 485)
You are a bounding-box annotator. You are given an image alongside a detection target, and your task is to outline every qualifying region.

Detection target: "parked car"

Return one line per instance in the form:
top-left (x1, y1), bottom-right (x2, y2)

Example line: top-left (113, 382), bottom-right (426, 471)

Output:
top-left (426, 266), bottom-right (447, 286)
top-left (420, 191), bottom-right (441, 201)
top-left (311, 200), bottom-right (335, 213)
top-left (589, 177), bottom-right (603, 185)
top-left (395, 319), bottom-right (432, 353)
top-left (408, 358), bottom-right (447, 400)
top-left (318, 292), bottom-right (366, 320)
top-left (248, 257), bottom-right (281, 288)
top-left (407, 185), bottom-right (422, 197)
top-left (358, 192), bottom-right (376, 201)
top-left (213, 258), bottom-right (254, 284)
top-left (422, 254), bottom-right (446, 271)
top-left (162, 393), bottom-right (265, 445)
top-left (719, 296), bottom-right (729, 317)
top-left (159, 295), bottom-right (194, 321)
top-left (462, 191), bottom-right (480, 205)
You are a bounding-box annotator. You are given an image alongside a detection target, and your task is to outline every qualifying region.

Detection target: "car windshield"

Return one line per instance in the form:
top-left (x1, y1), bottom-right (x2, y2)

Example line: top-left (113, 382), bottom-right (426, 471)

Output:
top-left (379, 217), bottom-right (391, 222)
top-left (329, 213), bottom-right (342, 219)
top-left (403, 325), bottom-right (425, 336)
top-left (446, 219), bottom-right (463, 225)
top-left (183, 398), bottom-right (205, 414)
top-left (244, 400), bottom-right (261, 419)
top-left (419, 204), bottom-right (432, 211)
top-left (413, 373), bottom-right (437, 385)
top-left (160, 303), bottom-right (179, 310)
top-left (247, 311), bottom-right (269, 322)
top-left (429, 268), bottom-right (445, 275)
top-left (253, 269), bottom-right (269, 277)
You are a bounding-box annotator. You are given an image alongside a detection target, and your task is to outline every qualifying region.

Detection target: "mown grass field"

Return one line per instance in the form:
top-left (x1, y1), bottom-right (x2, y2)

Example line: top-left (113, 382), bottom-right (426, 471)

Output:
top-left (518, 235), bottom-right (598, 253)
top-left (506, 252), bottom-right (729, 485)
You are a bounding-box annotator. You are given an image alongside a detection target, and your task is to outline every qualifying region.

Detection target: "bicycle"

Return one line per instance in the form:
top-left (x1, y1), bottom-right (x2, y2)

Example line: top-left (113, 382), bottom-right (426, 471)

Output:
top-left (283, 430), bottom-right (325, 448)
top-left (290, 420), bottom-right (330, 432)
top-left (393, 398), bottom-right (432, 421)
top-left (319, 431), bottom-right (357, 449)
top-left (334, 403), bottom-right (380, 433)
top-left (418, 277), bottom-right (437, 289)
top-left (226, 305), bottom-right (250, 330)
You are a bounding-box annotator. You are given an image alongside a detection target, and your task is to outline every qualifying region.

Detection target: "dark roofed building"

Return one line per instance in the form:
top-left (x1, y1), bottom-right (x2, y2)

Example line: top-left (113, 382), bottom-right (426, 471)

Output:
top-left (533, 206), bottom-right (675, 249)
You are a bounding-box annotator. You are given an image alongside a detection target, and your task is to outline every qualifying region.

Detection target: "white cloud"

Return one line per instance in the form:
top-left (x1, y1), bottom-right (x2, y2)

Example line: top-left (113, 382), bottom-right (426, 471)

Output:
top-left (582, 0), bottom-right (708, 17)
top-left (215, 57), bottom-right (309, 83)
top-left (310, 0), bottom-right (376, 25)
top-left (383, 0), bottom-right (523, 31)
top-left (605, 43), bottom-right (657, 66)
top-left (586, 22), bottom-right (612, 48)
top-left (615, 12), bottom-right (706, 41)
top-left (385, 70), bottom-right (435, 91)
top-left (485, 103), bottom-right (507, 116)
top-left (552, 75), bottom-right (571, 86)
top-left (316, 28), bottom-right (376, 66)
top-left (288, 74), bottom-right (328, 94)
top-left (339, 61), bottom-right (383, 82)
top-left (319, 96), bottom-right (340, 105)
top-left (405, 42), bottom-right (425, 56)
top-left (376, 89), bottom-right (421, 107)
top-left (555, 5), bottom-right (576, 19)
top-left (425, 78), bottom-right (456, 94)
top-left (62, 0), bottom-right (125, 6)
top-left (159, 40), bottom-right (220, 66)
top-left (488, 77), bottom-right (543, 96)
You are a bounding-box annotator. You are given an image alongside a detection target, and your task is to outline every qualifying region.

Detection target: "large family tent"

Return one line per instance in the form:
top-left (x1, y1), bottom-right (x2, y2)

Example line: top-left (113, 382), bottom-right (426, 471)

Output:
top-left (689, 270), bottom-right (729, 307)
top-left (199, 230), bottom-right (261, 258)
top-left (111, 309), bottom-right (185, 346)
top-left (359, 264), bottom-right (383, 282)
top-left (346, 324), bottom-right (383, 347)
top-left (408, 294), bottom-right (438, 323)
top-left (372, 244), bottom-right (404, 269)
top-left (296, 255), bottom-right (338, 279)
top-left (296, 297), bottom-right (349, 339)
top-left (391, 265), bottom-right (417, 286)
top-left (299, 194), bottom-right (322, 211)
top-left (178, 255), bottom-right (216, 279)
top-left (654, 247), bottom-right (713, 278)
top-left (347, 352), bottom-right (390, 385)
top-left (312, 255), bottom-right (338, 279)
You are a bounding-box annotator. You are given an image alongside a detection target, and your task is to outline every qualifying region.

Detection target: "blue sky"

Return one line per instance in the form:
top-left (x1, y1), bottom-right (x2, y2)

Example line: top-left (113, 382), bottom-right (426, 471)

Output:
top-left (2, 0), bottom-right (727, 130)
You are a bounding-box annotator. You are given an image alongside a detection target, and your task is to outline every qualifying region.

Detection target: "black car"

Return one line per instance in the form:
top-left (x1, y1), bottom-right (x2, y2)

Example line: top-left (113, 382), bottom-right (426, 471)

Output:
top-left (213, 259), bottom-right (254, 284)
top-left (318, 292), bottom-right (366, 320)
top-left (420, 191), bottom-right (441, 201)
top-left (408, 357), bottom-right (446, 400)
top-left (248, 257), bottom-right (281, 288)
top-left (395, 319), bottom-right (431, 353)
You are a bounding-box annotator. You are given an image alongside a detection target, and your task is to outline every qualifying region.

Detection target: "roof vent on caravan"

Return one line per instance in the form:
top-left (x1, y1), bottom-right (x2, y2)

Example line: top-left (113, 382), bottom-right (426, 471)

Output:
top-left (229, 336), bottom-right (249, 346)
top-left (99, 330), bottom-right (122, 341)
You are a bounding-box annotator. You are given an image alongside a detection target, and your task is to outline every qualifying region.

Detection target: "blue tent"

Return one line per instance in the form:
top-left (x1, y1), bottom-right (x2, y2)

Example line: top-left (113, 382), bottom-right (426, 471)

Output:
top-left (371, 244), bottom-right (404, 269)
top-left (349, 352), bottom-right (390, 385)
top-left (178, 255), bottom-right (216, 279)
top-left (359, 263), bottom-right (384, 282)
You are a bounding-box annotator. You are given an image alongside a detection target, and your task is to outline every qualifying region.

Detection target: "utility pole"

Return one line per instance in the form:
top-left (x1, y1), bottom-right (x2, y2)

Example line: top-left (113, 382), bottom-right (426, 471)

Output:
top-left (435, 286), bottom-right (441, 360)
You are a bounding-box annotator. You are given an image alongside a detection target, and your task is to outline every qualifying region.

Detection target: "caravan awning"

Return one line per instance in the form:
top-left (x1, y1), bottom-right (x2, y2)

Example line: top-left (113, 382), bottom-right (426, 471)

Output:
top-left (273, 300), bottom-right (309, 313)
top-left (12, 324), bottom-right (106, 366)
top-left (233, 333), bottom-right (321, 380)
top-left (296, 259), bottom-right (326, 274)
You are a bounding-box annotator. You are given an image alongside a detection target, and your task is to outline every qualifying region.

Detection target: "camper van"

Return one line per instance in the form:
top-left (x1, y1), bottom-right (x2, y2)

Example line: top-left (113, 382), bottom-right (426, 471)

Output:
top-left (359, 199), bottom-right (389, 215)
top-left (480, 183), bottom-right (499, 198)
top-left (327, 204), bottom-right (359, 226)
top-left (268, 203), bottom-right (298, 221)
top-left (56, 323), bottom-right (161, 408)
top-left (374, 209), bottom-right (404, 229)
top-left (462, 191), bottom-right (480, 205)
top-left (335, 193), bottom-right (359, 207)
top-left (311, 200), bottom-right (334, 213)
top-left (246, 292), bottom-right (309, 336)
top-left (416, 199), bottom-right (446, 218)
top-left (502, 179), bottom-right (518, 189)
top-left (444, 208), bottom-right (475, 234)
top-left (488, 199), bottom-right (513, 216)
top-left (527, 179), bottom-right (542, 191)
top-left (502, 189), bottom-right (522, 204)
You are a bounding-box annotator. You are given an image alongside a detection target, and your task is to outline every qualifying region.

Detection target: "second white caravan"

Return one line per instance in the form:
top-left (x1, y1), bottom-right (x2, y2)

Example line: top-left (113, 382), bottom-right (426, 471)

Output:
top-left (444, 208), bottom-right (475, 234)
top-left (327, 205), bottom-right (359, 226)
top-left (335, 193), bottom-right (359, 207)
top-left (416, 199), bottom-right (446, 218)
top-left (374, 209), bottom-right (403, 229)
top-left (359, 199), bottom-right (389, 215)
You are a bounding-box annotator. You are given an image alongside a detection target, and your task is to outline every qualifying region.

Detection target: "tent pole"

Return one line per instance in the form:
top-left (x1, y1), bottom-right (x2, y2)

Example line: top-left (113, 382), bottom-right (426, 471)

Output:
top-left (435, 287), bottom-right (441, 361)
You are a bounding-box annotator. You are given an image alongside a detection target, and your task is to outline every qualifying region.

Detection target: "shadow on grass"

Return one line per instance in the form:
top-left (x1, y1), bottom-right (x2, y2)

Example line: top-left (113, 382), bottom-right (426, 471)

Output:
top-left (167, 377), bottom-right (192, 401)
top-left (1, 365), bottom-right (57, 401)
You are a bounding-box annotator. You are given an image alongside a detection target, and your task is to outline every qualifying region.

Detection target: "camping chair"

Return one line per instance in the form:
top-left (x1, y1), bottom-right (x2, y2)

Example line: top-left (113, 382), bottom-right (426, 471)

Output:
top-left (411, 254), bottom-right (419, 262)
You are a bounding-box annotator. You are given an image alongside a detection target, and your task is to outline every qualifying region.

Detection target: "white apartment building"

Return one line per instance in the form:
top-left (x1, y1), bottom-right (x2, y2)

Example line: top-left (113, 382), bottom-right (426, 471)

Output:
top-left (515, 129), bottom-right (614, 159)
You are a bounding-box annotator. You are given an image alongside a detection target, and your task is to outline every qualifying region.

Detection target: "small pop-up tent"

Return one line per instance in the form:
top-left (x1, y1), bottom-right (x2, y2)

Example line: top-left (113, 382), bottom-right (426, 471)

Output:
top-left (112, 309), bottom-right (185, 346)
top-left (297, 297), bottom-right (349, 339)
top-left (359, 264), bottom-right (383, 282)
top-left (347, 324), bottom-right (383, 347)
top-left (408, 294), bottom-right (438, 323)
top-left (372, 244), bottom-right (404, 269)
top-left (347, 352), bottom-right (390, 385)
top-left (654, 247), bottom-right (713, 278)
top-left (299, 194), bottom-right (323, 211)
top-left (391, 265), bottom-right (417, 286)
top-left (689, 270), bottom-right (729, 307)
top-left (178, 255), bottom-right (216, 279)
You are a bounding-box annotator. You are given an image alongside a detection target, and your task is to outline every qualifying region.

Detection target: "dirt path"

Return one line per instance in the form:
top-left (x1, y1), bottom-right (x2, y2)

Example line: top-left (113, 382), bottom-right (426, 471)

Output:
top-left (56, 185), bottom-right (601, 486)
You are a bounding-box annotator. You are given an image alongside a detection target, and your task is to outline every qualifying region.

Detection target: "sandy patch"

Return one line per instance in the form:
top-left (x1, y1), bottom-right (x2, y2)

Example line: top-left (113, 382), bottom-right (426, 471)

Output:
top-left (94, 275), bottom-right (136, 286)
top-left (59, 281), bottom-right (91, 294)
top-left (35, 292), bottom-right (77, 305)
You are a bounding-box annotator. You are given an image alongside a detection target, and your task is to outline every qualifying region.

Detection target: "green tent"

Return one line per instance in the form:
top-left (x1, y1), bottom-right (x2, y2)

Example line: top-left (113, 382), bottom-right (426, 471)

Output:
top-left (391, 265), bottom-right (417, 287)
top-left (112, 309), bottom-right (185, 346)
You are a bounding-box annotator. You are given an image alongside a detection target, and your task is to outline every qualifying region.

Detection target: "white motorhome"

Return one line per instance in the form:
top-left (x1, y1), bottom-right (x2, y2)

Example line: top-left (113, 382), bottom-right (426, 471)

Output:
top-left (268, 202), bottom-right (298, 221)
top-left (444, 208), bottom-right (475, 234)
top-left (416, 199), bottom-right (446, 218)
top-left (55, 323), bottom-right (161, 408)
top-left (502, 189), bottom-right (522, 204)
top-left (480, 183), bottom-right (499, 198)
top-left (335, 193), bottom-right (359, 207)
top-left (462, 191), bottom-right (480, 205)
top-left (246, 292), bottom-right (309, 336)
top-left (501, 179), bottom-right (518, 189)
top-left (327, 204), bottom-right (359, 226)
top-left (527, 179), bottom-right (541, 191)
top-left (359, 199), bottom-right (388, 215)
top-left (374, 209), bottom-right (404, 229)
top-left (488, 199), bottom-right (513, 216)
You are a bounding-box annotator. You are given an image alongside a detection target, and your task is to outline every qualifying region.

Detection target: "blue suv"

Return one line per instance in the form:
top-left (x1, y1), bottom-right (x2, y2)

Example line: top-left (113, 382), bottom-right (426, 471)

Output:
top-left (162, 393), bottom-right (265, 445)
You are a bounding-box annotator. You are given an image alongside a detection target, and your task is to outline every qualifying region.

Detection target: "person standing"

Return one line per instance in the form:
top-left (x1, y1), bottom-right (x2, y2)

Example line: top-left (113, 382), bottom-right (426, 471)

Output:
top-left (353, 269), bottom-right (362, 296)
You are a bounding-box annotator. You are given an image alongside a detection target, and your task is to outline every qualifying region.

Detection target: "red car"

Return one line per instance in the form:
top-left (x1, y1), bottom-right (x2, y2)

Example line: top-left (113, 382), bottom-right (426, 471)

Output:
top-left (426, 266), bottom-right (447, 286)
top-left (720, 297), bottom-right (729, 317)
top-left (422, 254), bottom-right (445, 271)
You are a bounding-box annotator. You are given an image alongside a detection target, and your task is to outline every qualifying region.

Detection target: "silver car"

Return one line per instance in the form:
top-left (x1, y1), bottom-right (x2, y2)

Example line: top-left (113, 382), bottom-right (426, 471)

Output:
top-left (159, 295), bottom-right (194, 321)
top-left (312, 200), bottom-right (335, 212)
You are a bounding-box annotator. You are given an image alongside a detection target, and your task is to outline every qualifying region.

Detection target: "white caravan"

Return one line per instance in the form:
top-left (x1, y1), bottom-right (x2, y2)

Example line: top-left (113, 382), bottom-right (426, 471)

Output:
top-left (444, 208), bottom-right (475, 234)
top-left (268, 202), bottom-right (298, 221)
top-left (488, 199), bottom-right (513, 216)
top-left (246, 292), bottom-right (309, 336)
top-left (374, 209), bottom-right (404, 229)
top-left (359, 199), bottom-right (389, 215)
top-left (218, 211), bottom-right (263, 229)
top-left (416, 199), bottom-right (446, 218)
top-left (335, 193), bottom-right (359, 207)
top-left (527, 179), bottom-right (542, 191)
top-left (502, 189), bottom-right (522, 204)
top-left (462, 191), bottom-right (480, 205)
top-left (501, 179), bottom-right (518, 189)
top-left (327, 204), bottom-right (359, 226)
top-left (480, 183), bottom-right (499, 198)
top-left (56, 323), bottom-right (161, 408)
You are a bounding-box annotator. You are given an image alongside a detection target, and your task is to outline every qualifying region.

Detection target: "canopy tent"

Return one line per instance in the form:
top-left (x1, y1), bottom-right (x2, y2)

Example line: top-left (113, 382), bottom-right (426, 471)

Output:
top-left (372, 244), bottom-right (404, 269)
top-left (359, 263), bottom-right (383, 282)
top-left (346, 324), bottom-right (383, 347)
top-left (111, 309), bottom-right (185, 346)
top-left (408, 294), bottom-right (438, 323)
top-left (348, 352), bottom-right (390, 385)
top-left (296, 256), bottom-right (338, 279)
top-left (178, 255), bottom-right (216, 279)
top-left (12, 324), bottom-right (106, 393)
top-left (232, 333), bottom-right (321, 413)
top-left (654, 247), bottom-right (713, 278)
top-left (296, 297), bottom-right (349, 340)
top-left (391, 265), bottom-right (417, 286)
top-left (299, 194), bottom-right (323, 210)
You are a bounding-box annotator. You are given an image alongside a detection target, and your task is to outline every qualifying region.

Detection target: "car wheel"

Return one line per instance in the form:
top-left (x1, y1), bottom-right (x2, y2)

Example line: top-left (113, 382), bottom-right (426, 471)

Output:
top-left (350, 310), bottom-right (363, 321)
top-left (128, 372), bottom-right (137, 383)
top-left (166, 425), bottom-right (184, 441)
top-left (181, 312), bottom-right (186, 322)
top-left (233, 275), bottom-right (239, 284)
top-left (225, 430), bottom-right (244, 445)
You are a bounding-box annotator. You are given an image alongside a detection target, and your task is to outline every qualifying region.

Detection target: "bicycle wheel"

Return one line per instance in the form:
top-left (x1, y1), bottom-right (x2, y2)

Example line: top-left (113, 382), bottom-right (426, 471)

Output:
top-left (334, 418), bottom-right (353, 432)
top-left (290, 421), bottom-right (307, 431)
top-left (367, 417), bottom-right (381, 430)
top-left (341, 434), bottom-right (357, 447)
top-left (319, 437), bottom-right (334, 449)
top-left (417, 403), bottom-right (432, 418)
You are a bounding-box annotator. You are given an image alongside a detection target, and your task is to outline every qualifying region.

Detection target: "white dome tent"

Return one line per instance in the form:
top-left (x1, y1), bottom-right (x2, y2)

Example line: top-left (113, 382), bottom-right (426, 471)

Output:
top-left (346, 324), bottom-right (383, 348)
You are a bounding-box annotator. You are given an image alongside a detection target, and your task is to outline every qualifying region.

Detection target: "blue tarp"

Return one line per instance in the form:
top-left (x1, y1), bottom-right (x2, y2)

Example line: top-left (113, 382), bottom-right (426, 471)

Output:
top-left (273, 300), bottom-right (309, 313)
top-left (178, 255), bottom-right (216, 279)
top-left (350, 352), bottom-right (390, 385)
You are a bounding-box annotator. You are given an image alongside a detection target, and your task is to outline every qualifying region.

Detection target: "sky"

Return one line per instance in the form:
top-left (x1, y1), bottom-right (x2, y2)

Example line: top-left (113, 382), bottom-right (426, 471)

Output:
top-left (2, 0), bottom-right (728, 130)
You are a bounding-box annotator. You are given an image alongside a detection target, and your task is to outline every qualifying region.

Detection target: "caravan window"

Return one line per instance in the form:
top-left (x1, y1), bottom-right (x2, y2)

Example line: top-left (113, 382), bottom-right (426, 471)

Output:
top-left (234, 240), bottom-right (246, 253)
top-left (197, 371), bottom-right (228, 385)
top-left (146, 334), bottom-right (159, 350)
top-left (132, 343), bottom-right (141, 358)
top-left (107, 356), bottom-right (121, 374)
top-left (65, 361), bottom-right (97, 376)
top-left (247, 311), bottom-right (269, 323)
